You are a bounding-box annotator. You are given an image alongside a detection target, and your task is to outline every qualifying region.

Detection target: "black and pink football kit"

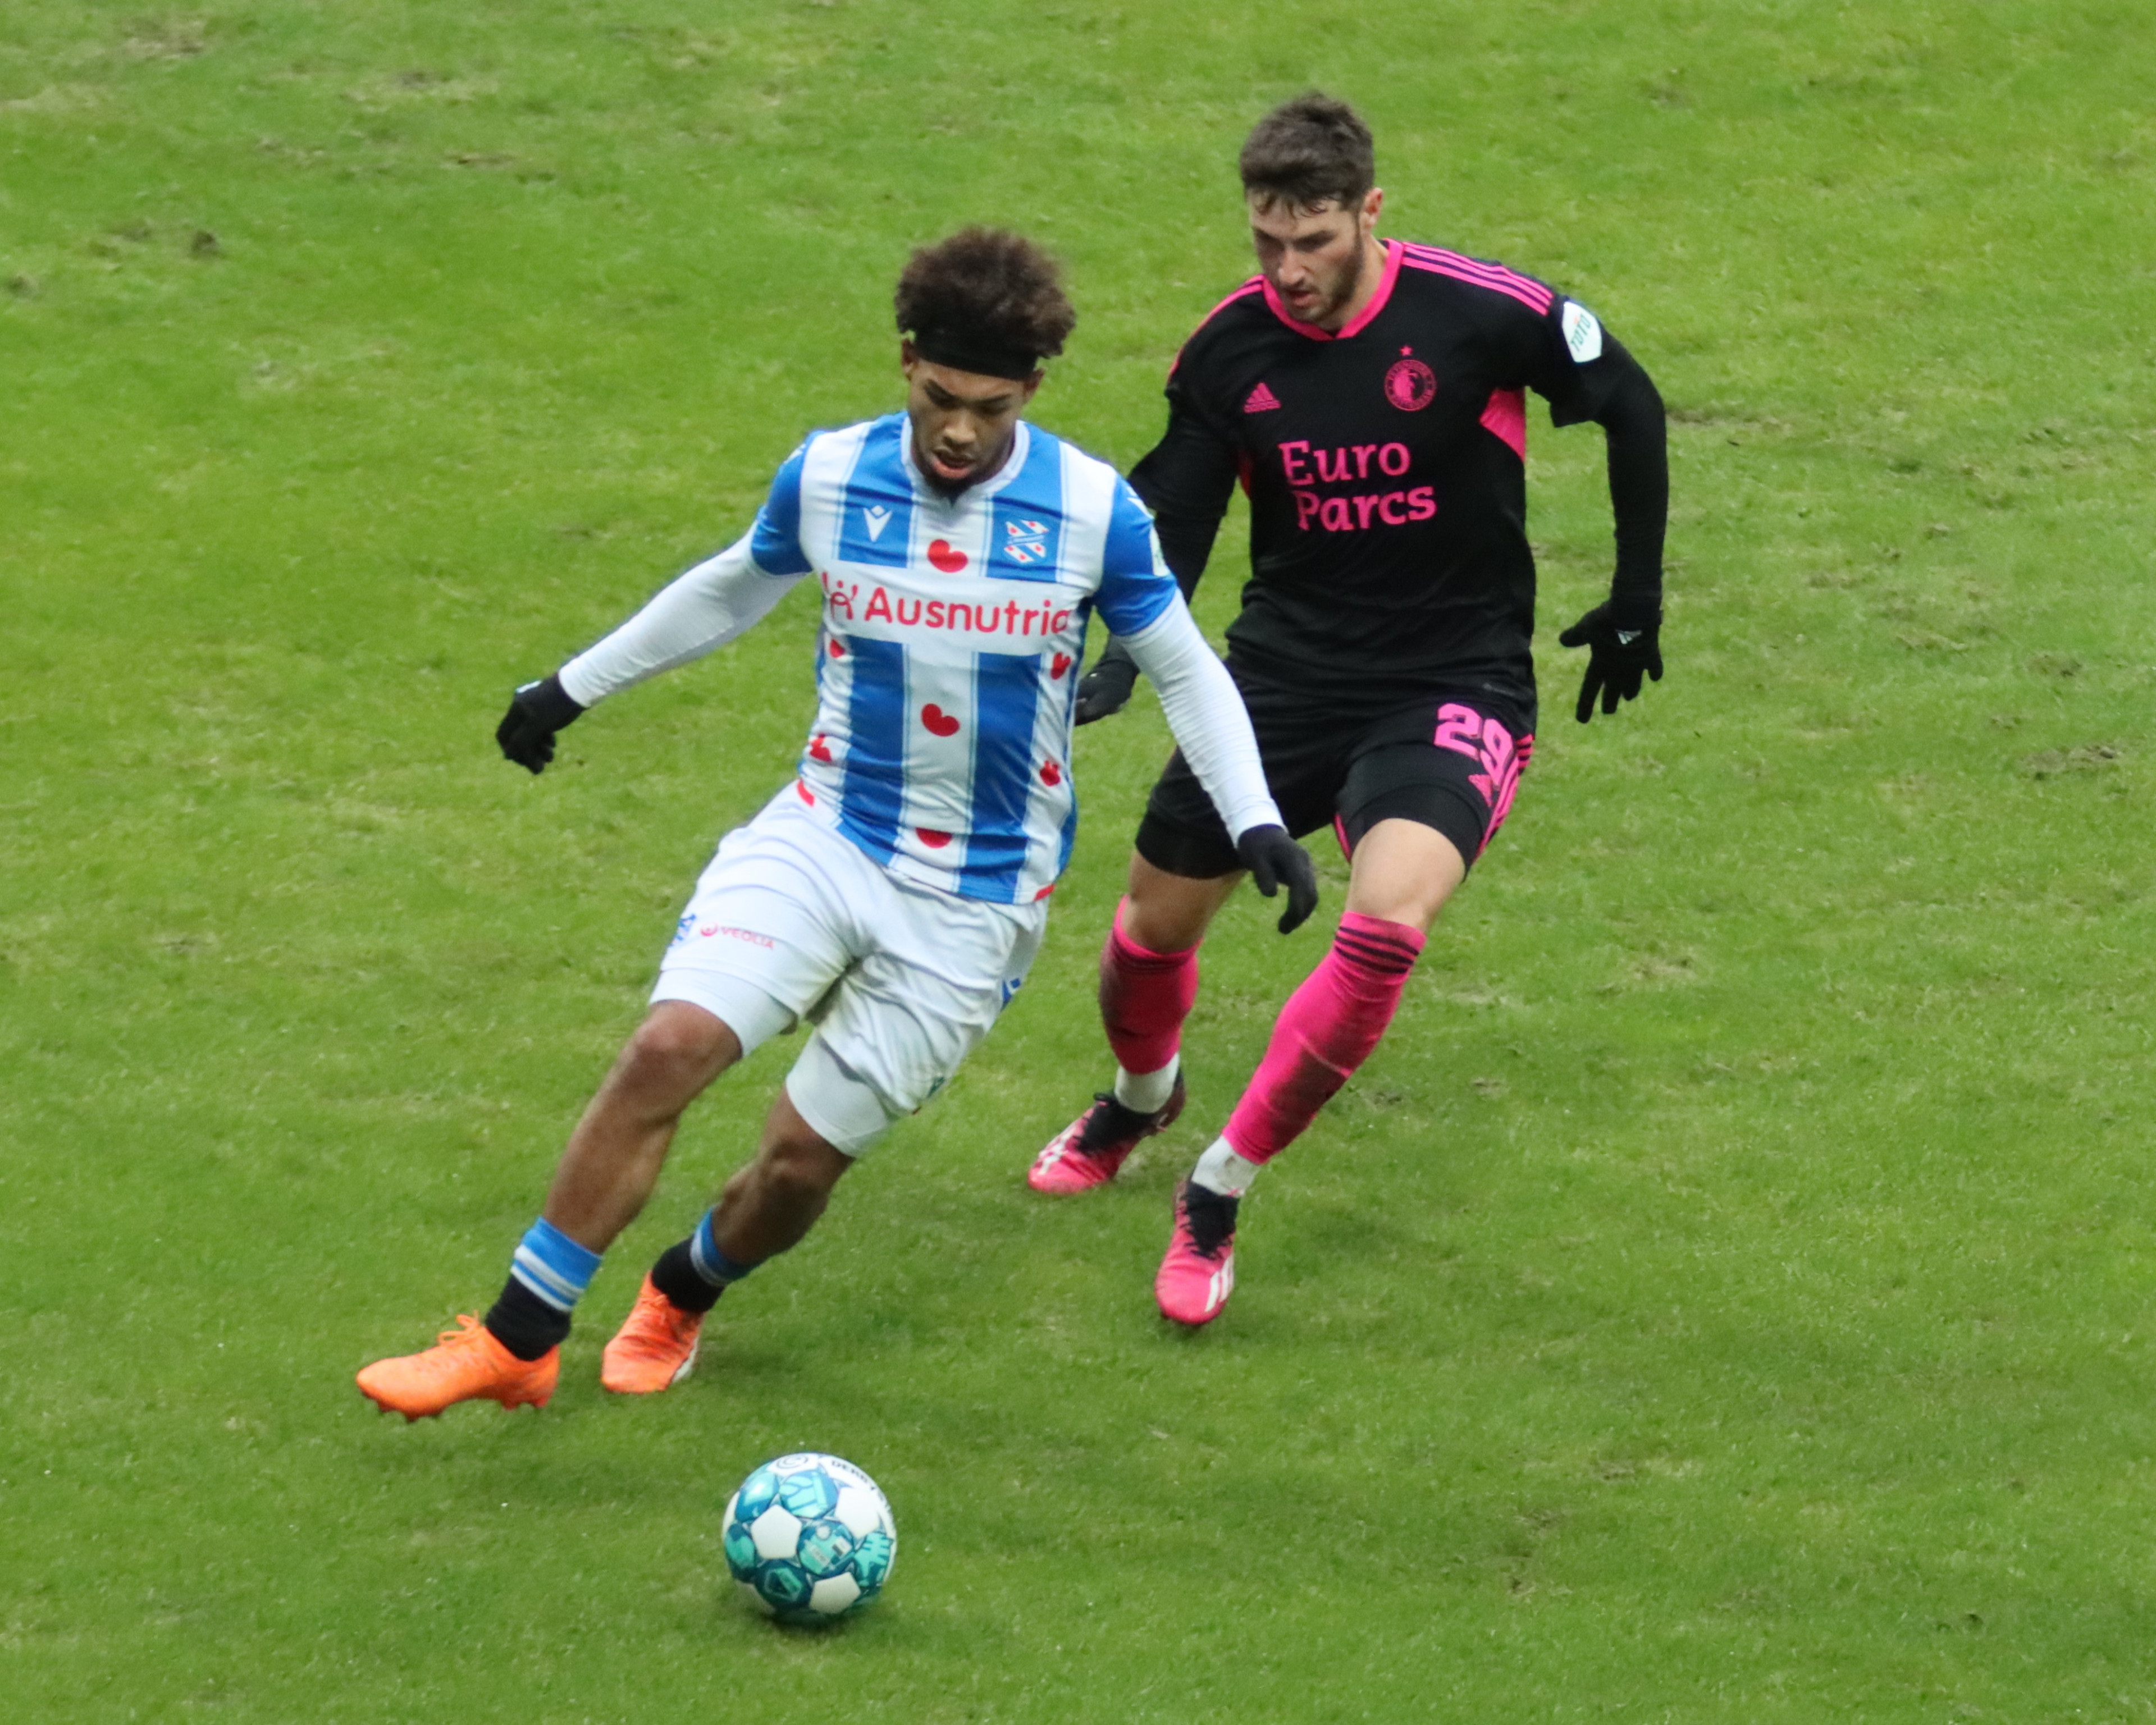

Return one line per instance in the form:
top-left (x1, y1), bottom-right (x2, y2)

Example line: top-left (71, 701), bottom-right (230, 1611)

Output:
top-left (1101, 238), bottom-right (1669, 878)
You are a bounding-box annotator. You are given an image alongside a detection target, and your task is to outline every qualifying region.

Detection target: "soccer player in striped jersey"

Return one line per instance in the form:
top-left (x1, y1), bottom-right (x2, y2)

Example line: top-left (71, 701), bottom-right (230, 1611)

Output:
top-left (357, 230), bottom-right (1314, 1419)
top-left (1025, 97), bottom-right (1670, 1326)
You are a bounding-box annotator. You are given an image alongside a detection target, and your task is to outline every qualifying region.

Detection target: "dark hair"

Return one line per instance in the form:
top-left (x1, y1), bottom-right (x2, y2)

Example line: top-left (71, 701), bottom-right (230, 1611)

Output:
top-left (894, 228), bottom-right (1075, 371)
top-left (1239, 92), bottom-right (1376, 212)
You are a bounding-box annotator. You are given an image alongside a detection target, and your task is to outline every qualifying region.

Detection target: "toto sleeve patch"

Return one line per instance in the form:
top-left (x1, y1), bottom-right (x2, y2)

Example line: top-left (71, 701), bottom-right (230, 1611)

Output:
top-left (1561, 299), bottom-right (1604, 364)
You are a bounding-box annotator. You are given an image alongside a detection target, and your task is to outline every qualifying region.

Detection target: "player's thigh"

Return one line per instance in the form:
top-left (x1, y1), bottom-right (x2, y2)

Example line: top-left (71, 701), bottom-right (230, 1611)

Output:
top-left (783, 883), bottom-right (1047, 1157)
top-left (1337, 696), bottom-right (1533, 876)
top-left (649, 794), bottom-right (865, 1057)
top-left (1134, 675), bottom-right (1354, 878)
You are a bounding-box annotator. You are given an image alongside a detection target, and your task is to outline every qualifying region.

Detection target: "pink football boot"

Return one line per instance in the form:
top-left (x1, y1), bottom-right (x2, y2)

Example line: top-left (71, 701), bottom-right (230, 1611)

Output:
top-left (1154, 1182), bottom-right (1237, 1326)
top-left (1027, 1075), bottom-right (1186, 1194)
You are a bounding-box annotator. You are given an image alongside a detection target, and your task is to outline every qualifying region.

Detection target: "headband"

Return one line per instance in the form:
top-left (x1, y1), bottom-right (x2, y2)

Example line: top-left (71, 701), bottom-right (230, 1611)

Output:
top-left (910, 323), bottom-right (1041, 382)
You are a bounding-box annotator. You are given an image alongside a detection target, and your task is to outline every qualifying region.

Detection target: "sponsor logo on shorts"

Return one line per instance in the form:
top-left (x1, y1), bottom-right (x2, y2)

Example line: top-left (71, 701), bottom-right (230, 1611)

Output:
top-left (682, 923), bottom-right (778, 949)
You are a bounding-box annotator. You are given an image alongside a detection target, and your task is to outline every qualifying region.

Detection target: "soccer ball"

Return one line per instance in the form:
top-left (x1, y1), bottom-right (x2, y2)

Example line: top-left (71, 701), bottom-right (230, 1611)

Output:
top-left (723, 1452), bottom-right (896, 1623)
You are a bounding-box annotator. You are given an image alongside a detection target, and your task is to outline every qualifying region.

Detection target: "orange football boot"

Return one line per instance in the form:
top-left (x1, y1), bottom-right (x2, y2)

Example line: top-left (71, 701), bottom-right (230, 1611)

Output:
top-left (601, 1274), bottom-right (704, 1394)
top-left (355, 1314), bottom-right (558, 1420)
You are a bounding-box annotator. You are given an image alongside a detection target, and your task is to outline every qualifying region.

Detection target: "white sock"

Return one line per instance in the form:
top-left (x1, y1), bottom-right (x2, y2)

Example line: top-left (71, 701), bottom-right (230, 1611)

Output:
top-left (1113, 1055), bottom-right (1179, 1115)
top-left (1190, 1134), bottom-right (1262, 1197)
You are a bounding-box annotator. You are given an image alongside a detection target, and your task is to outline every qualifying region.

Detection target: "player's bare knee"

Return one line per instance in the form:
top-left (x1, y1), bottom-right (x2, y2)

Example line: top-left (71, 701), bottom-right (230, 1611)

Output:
top-left (620, 1004), bottom-right (741, 1093)
top-left (1123, 856), bottom-right (1235, 953)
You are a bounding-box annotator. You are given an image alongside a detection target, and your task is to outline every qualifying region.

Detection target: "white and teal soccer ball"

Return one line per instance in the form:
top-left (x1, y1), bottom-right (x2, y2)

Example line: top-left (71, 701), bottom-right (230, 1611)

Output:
top-left (723, 1452), bottom-right (896, 1623)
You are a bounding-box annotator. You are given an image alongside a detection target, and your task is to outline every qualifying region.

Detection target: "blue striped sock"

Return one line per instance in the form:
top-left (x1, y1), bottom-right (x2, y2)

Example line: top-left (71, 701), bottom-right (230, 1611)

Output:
top-left (688, 1210), bottom-right (758, 1288)
top-left (509, 1218), bottom-right (602, 1313)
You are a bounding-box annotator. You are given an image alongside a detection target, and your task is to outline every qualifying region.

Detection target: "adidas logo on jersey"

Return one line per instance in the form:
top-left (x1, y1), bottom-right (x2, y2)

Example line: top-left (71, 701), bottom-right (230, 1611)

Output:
top-left (1243, 381), bottom-right (1281, 414)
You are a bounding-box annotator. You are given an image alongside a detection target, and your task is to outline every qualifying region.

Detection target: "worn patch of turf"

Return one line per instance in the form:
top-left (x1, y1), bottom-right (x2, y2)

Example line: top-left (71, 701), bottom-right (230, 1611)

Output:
top-left (3, 2), bottom-right (2154, 1718)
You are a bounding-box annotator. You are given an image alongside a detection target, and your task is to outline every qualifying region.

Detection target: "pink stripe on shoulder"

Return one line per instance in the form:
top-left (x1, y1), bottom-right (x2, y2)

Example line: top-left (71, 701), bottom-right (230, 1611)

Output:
top-left (1479, 387), bottom-right (1527, 460)
top-left (1169, 278), bottom-right (1266, 376)
top-left (1399, 244), bottom-right (1554, 314)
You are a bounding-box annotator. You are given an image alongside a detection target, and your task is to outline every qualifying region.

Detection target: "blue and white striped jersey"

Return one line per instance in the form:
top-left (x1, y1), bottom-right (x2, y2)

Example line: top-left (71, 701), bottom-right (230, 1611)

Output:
top-left (748, 413), bottom-right (1179, 904)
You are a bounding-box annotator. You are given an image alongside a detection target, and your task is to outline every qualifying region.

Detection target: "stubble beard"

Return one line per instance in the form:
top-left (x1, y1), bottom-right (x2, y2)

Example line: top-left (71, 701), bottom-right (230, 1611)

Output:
top-left (1314, 238), bottom-right (1373, 329)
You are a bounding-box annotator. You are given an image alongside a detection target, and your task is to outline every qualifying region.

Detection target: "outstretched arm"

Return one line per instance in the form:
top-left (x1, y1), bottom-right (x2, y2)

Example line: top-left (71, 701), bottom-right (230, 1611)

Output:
top-left (499, 442), bottom-right (817, 774)
top-left (496, 536), bottom-right (808, 774)
top-left (558, 535), bottom-right (805, 706)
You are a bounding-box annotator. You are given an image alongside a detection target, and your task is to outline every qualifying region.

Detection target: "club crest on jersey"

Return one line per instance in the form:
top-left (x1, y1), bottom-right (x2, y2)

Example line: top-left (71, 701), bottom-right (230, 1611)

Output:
top-left (862, 504), bottom-right (893, 542)
top-left (1003, 518), bottom-right (1050, 566)
top-left (1384, 353), bottom-right (1438, 412)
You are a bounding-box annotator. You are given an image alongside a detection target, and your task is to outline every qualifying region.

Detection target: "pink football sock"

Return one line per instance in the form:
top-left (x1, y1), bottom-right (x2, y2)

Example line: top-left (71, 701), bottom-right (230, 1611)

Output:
top-left (1223, 913), bottom-right (1426, 1163)
top-left (1099, 902), bottom-right (1199, 1078)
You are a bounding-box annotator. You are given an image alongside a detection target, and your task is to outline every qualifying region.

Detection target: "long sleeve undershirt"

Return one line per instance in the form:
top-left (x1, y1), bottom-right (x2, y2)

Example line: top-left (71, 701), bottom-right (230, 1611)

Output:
top-left (1120, 597), bottom-right (1280, 841)
top-left (557, 534), bottom-right (802, 708)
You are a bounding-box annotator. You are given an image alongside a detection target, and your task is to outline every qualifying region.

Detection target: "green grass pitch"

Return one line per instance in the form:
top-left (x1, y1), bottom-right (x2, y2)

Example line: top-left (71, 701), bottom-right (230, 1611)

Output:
top-left (4, 1), bottom-right (2155, 1717)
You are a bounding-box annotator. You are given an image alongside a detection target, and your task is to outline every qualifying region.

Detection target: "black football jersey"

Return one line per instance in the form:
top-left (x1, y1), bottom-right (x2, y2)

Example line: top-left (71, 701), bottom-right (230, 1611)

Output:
top-left (1130, 240), bottom-right (1639, 727)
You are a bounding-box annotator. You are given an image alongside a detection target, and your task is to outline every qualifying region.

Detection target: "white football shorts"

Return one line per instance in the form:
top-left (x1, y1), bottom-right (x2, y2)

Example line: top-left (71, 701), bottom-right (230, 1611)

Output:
top-left (650, 788), bottom-right (1047, 1156)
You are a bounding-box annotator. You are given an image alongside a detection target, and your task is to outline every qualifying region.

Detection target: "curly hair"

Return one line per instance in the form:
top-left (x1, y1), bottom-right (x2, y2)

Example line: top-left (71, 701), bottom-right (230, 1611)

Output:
top-left (894, 228), bottom-right (1075, 367)
top-left (1240, 93), bottom-right (1376, 212)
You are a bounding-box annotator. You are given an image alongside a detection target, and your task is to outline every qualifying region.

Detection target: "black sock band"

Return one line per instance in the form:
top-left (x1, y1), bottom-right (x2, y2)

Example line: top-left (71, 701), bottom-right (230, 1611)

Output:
top-left (1184, 1184), bottom-right (1240, 1257)
top-left (484, 1276), bottom-right (572, 1360)
top-left (650, 1239), bottom-right (725, 1315)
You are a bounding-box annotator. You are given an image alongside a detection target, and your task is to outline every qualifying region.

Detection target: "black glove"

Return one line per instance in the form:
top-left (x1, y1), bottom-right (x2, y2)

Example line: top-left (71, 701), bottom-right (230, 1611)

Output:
top-left (1556, 596), bottom-right (1662, 724)
top-left (1074, 645), bottom-right (1139, 725)
top-left (495, 672), bottom-right (585, 774)
top-left (1236, 824), bottom-right (1319, 935)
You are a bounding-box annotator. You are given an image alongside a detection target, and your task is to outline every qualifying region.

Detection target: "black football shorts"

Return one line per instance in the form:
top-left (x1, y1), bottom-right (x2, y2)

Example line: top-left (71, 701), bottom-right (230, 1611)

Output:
top-left (1136, 671), bottom-right (1534, 881)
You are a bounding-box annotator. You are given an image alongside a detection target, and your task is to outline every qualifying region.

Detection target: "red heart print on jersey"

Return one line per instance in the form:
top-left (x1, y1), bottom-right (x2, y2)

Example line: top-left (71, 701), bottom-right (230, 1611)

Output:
top-left (828, 638), bottom-right (846, 658)
top-left (807, 734), bottom-right (834, 763)
top-left (921, 704), bottom-right (961, 737)
top-left (916, 828), bottom-right (952, 848)
top-left (926, 539), bottom-right (968, 573)
top-left (1050, 652), bottom-right (1072, 678)
top-left (1039, 761), bottom-right (1063, 786)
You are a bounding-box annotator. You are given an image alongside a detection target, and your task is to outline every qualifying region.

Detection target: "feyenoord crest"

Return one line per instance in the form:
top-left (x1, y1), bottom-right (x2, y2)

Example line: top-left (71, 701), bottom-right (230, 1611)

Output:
top-left (1002, 518), bottom-right (1050, 566)
top-left (1384, 351), bottom-right (1438, 412)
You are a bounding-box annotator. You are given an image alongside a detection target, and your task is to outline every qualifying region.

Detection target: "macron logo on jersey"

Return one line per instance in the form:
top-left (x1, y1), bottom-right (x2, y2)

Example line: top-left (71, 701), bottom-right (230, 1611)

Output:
top-left (1244, 381), bottom-right (1282, 414)
top-left (862, 504), bottom-right (893, 542)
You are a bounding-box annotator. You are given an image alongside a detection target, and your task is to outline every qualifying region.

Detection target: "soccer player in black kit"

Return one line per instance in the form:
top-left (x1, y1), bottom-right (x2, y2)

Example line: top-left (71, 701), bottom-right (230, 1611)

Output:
top-left (1025, 94), bottom-right (1670, 1325)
